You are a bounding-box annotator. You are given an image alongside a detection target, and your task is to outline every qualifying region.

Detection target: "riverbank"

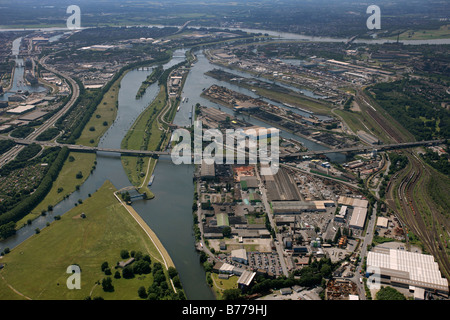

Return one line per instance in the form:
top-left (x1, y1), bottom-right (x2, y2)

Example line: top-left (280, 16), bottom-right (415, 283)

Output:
top-left (120, 85), bottom-right (168, 197)
top-left (16, 73), bottom-right (125, 227)
top-left (121, 61), bottom-right (189, 196)
top-left (0, 180), bottom-right (181, 300)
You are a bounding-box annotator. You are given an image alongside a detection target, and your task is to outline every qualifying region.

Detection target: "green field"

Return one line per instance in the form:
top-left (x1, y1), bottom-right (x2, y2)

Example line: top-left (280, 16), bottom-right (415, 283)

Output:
top-left (210, 273), bottom-right (238, 300)
top-left (16, 75), bottom-right (124, 227)
top-left (0, 181), bottom-right (177, 300)
top-left (76, 75), bottom-right (123, 147)
top-left (22, 152), bottom-right (96, 224)
top-left (121, 85), bottom-right (168, 194)
top-left (387, 25), bottom-right (450, 40)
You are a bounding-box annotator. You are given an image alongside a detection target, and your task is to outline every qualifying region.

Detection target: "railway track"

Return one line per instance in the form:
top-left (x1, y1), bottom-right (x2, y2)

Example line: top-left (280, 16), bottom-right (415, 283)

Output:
top-left (387, 152), bottom-right (450, 280)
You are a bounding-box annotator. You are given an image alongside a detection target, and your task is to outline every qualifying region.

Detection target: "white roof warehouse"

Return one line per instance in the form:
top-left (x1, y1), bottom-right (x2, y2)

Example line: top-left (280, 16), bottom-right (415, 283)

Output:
top-left (367, 247), bottom-right (449, 294)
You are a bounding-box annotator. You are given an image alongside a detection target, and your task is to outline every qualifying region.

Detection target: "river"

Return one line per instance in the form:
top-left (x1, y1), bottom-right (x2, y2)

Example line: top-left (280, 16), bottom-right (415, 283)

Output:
top-left (0, 37), bottom-right (47, 101)
top-left (6, 20), bottom-right (408, 300)
top-left (0, 23), bottom-right (448, 300)
top-left (1, 45), bottom-right (350, 299)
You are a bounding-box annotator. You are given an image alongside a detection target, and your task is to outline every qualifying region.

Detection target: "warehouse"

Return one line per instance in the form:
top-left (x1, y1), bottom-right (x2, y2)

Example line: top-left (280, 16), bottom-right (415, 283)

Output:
top-left (265, 168), bottom-right (301, 201)
top-left (237, 270), bottom-right (256, 289)
top-left (272, 201), bottom-right (326, 215)
top-left (334, 205), bottom-right (347, 222)
top-left (338, 196), bottom-right (368, 209)
top-left (367, 248), bottom-right (449, 295)
top-left (349, 207), bottom-right (367, 230)
top-left (7, 104), bottom-right (36, 114)
top-left (19, 110), bottom-right (47, 121)
top-left (376, 217), bottom-right (389, 229)
top-left (231, 248), bottom-right (248, 265)
top-left (200, 160), bottom-right (215, 179)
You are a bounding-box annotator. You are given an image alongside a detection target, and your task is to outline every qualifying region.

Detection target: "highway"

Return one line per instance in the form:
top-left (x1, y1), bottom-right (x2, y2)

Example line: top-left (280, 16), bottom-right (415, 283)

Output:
top-left (0, 136), bottom-right (171, 156)
top-left (3, 135), bottom-right (443, 162)
top-left (0, 55), bottom-right (80, 168)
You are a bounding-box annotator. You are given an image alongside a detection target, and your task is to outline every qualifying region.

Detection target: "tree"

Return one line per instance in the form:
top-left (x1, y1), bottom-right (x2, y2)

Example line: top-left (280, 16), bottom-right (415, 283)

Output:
top-left (101, 261), bottom-right (109, 272)
top-left (375, 286), bottom-right (406, 300)
top-left (222, 289), bottom-right (242, 300)
top-left (134, 251), bottom-right (143, 261)
top-left (172, 275), bottom-right (181, 288)
top-left (120, 250), bottom-right (130, 259)
top-left (168, 266), bottom-right (178, 279)
top-left (101, 277), bottom-right (114, 292)
top-left (122, 265), bottom-right (134, 279)
top-left (138, 286), bottom-right (148, 299)
top-left (222, 226), bottom-right (232, 238)
top-left (133, 260), bottom-right (151, 275)
top-left (0, 222), bottom-right (16, 240)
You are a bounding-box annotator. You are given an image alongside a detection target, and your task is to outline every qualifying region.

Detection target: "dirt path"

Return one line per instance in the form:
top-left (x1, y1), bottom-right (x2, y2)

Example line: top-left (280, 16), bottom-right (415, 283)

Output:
top-left (113, 192), bottom-right (177, 293)
top-left (0, 272), bottom-right (32, 300)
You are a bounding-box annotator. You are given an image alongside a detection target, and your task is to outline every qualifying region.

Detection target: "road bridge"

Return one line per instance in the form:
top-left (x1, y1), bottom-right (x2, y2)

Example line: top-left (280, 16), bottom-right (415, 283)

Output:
top-left (0, 136), bottom-right (171, 156)
top-left (281, 139), bottom-right (445, 158)
top-left (2, 136), bottom-right (444, 160)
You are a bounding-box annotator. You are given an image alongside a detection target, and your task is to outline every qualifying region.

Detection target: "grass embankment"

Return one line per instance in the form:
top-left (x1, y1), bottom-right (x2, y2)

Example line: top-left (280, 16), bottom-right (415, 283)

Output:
top-left (76, 74), bottom-right (123, 146)
top-left (17, 75), bottom-right (124, 226)
top-left (135, 66), bottom-right (163, 99)
top-left (0, 180), bottom-right (175, 300)
top-left (121, 85), bottom-right (169, 197)
top-left (385, 25), bottom-right (450, 40)
top-left (210, 273), bottom-right (238, 300)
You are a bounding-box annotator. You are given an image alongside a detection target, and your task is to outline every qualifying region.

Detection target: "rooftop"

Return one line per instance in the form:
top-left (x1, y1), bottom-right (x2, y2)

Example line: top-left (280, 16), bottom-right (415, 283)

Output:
top-left (349, 207), bottom-right (367, 229)
top-left (367, 248), bottom-right (449, 292)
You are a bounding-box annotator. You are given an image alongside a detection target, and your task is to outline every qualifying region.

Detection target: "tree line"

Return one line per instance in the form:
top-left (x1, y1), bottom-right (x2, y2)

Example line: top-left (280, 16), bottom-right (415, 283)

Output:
top-left (0, 147), bottom-right (69, 234)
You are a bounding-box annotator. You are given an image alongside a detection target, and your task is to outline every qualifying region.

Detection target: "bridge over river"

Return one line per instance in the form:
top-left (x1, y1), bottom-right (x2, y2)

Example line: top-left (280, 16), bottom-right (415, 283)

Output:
top-left (1, 136), bottom-right (444, 159)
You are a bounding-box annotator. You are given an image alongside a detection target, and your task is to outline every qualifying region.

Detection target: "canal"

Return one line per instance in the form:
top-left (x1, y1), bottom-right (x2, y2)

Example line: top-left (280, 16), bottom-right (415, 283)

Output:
top-left (0, 46), bottom-right (346, 300)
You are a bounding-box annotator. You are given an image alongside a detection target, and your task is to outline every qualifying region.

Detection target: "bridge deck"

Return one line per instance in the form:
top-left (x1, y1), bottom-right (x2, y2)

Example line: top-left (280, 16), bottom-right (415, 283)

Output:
top-left (1, 136), bottom-right (443, 158)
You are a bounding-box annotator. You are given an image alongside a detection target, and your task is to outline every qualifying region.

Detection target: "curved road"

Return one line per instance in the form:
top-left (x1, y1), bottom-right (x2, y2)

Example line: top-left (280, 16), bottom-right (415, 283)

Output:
top-left (0, 55), bottom-right (80, 168)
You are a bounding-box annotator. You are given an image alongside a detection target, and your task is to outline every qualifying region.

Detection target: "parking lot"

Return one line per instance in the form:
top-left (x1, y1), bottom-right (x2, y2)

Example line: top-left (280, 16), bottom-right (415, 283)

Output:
top-left (248, 251), bottom-right (283, 276)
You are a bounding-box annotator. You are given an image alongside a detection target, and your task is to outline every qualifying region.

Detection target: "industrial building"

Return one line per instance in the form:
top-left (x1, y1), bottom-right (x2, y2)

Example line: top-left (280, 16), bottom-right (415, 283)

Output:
top-left (265, 167), bottom-right (302, 201)
top-left (334, 205), bottom-right (347, 222)
top-left (7, 104), bottom-right (36, 114)
top-left (18, 110), bottom-right (47, 122)
top-left (231, 248), bottom-right (248, 265)
top-left (376, 217), bottom-right (389, 229)
top-left (240, 176), bottom-right (258, 190)
top-left (338, 196), bottom-right (369, 209)
top-left (367, 247), bottom-right (449, 295)
top-left (349, 206), bottom-right (368, 230)
top-left (272, 200), bottom-right (326, 215)
top-left (200, 160), bottom-right (215, 179)
top-left (237, 270), bottom-right (256, 289)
